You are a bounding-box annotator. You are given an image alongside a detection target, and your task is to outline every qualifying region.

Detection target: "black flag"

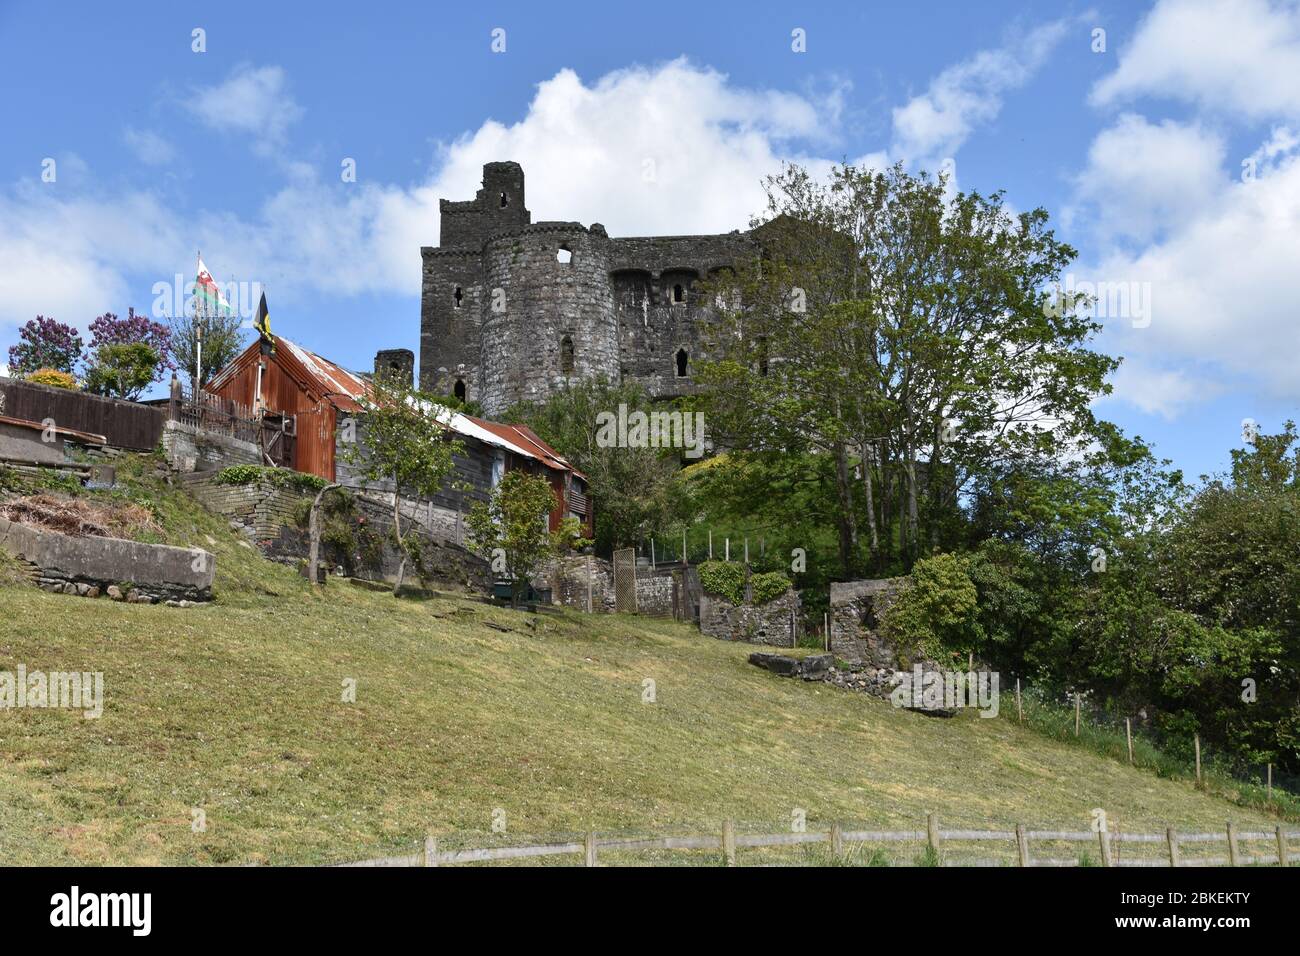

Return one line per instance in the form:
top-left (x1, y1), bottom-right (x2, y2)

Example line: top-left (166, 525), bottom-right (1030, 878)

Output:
top-left (253, 292), bottom-right (274, 354)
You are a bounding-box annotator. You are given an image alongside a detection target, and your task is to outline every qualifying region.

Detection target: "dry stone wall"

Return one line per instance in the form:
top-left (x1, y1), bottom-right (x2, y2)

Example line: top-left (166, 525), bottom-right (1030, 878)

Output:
top-left (699, 587), bottom-right (799, 646)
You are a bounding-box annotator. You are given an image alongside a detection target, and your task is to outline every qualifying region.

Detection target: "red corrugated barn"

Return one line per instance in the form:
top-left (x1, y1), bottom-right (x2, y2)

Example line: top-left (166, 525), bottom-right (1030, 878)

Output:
top-left (206, 337), bottom-right (370, 480)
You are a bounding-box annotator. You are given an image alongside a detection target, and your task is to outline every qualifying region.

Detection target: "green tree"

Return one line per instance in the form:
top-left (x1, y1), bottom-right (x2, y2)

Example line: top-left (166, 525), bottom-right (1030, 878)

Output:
top-left (342, 378), bottom-right (462, 595)
top-left (699, 162), bottom-right (1117, 574)
top-left (465, 469), bottom-right (557, 607)
top-left (83, 342), bottom-right (160, 400)
top-left (502, 377), bottom-right (684, 554)
top-left (168, 310), bottom-right (247, 390)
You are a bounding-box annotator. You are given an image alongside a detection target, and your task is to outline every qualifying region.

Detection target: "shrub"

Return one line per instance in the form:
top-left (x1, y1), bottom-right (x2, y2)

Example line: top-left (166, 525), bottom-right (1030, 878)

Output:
top-left (6, 316), bottom-right (83, 376)
top-left (750, 571), bottom-right (791, 605)
top-left (698, 560), bottom-right (745, 604)
top-left (213, 465), bottom-right (327, 495)
top-left (83, 342), bottom-right (159, 400)
top-left (26, 368), bottom-right (78, 389)
top-left (698, 562), bottom-right (791, 605)
top-left (879, 552), bottom-right (980, 663)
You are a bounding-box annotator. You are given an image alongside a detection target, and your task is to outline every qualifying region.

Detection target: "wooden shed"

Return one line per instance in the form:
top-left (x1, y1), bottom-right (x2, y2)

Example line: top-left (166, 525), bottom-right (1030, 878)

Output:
top-left (206, 337), bottom-right (371, 481)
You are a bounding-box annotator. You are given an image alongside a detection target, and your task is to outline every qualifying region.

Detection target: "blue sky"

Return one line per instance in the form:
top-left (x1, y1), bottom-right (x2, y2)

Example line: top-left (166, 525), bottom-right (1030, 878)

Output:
top-left (2, 0), bottom-right (1298, 481)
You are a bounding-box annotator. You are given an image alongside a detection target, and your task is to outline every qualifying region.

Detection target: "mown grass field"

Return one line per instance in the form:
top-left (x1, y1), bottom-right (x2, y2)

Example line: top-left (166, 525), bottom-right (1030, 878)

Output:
top-left (0, 456), bottom-right (1291, 865)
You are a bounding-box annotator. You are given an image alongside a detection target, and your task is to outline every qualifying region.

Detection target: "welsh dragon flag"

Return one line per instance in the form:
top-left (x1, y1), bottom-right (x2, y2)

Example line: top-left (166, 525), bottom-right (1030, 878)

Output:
top-left (194, 256), bottom-right (232, 315)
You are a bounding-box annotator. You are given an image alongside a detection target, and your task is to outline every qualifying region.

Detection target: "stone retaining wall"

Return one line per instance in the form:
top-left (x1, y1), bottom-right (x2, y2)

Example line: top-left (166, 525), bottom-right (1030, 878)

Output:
top-left (635, 571), bottom-right (677, 618)
top-left (699, 587), bottom-right (799, 646)
top-left (0, 516), bottom-right (214, 604)
top-left (162, 420), bottom-right (261, 473)
top-left (184, 474), bottom-right (301, 541)
top-left (542, 554), bottom-right (615, 612)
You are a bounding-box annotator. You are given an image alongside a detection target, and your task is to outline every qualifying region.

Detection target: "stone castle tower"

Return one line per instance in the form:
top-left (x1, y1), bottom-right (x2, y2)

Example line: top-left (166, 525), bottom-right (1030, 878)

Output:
top-left (419, 161), bottom-right (756, 416)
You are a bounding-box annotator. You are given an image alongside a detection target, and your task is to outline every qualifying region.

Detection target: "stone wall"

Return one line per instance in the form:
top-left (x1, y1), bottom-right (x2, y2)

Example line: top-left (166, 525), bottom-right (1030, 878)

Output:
top-left (829, 577), bottom-right (911, 667)
top-left (699, 587), bottom-right (799, 646)
top-left (183, 471), bottom-right (487, 590)
top-left (0, 516), bottom-right (214, 604)
top-left (335, 413), bottom-right (492, 533)
top-left (183, 473), bottom-right (301, 542)
top-left (541, 554), bottom-right (615, 612)
top-left (162, 420), bottom-right (261, 473)
top-left (635, 570), bottom-right (677, 618)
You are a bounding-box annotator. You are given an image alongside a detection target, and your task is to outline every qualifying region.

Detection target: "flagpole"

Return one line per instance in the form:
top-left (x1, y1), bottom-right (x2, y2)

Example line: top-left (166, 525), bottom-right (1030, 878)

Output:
top-left (195, 251), bottom-right (202, 394)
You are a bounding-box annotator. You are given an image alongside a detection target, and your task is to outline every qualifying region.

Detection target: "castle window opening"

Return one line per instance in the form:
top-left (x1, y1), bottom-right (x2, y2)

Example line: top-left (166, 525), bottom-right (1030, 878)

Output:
top-left (454, 379), bottom-right (466, 401)
top-left (675, 348), bottom-right (689, 377)
top-left (758, 336), bottom-right (769, 377)
top-left (561, 336), bottom-right (575, 375)
top-left (557, 246), bottom-right (572, 265)
top-left (673, 283), bottom-right (685, 303)
top-left (500, 192), bottom-right (508, 208)
top-left (453, 286), bottom-right (463, 308)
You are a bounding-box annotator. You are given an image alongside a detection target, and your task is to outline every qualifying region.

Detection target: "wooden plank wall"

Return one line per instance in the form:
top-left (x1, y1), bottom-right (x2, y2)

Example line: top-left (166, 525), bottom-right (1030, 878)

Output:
top-left (0, 376), bottom-right (164, 450)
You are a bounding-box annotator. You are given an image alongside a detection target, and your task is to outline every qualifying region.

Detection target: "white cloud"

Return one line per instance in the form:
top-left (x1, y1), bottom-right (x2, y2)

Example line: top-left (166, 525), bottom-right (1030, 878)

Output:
top-left (0, 51), bottom-right (1036, 348)
top-left (0, 60), bottom-right (848, 335)
top-left (1071, 114), bottom-right (1226, 242)
top-left (0, 182), bottom-right (183, 331)
top-left (185, 65), bottom-right (303, 150)
top-left (1091, 0), bottom-right (1300, 119)
top-left (891, 18), bottom-right (1074, 169)
top-left (1085, 142), bottom-right (1300, 407)
top-left (122, 127), bottom-right (175, 166)
top-left (1100, 358), bottom-right (1223, 420)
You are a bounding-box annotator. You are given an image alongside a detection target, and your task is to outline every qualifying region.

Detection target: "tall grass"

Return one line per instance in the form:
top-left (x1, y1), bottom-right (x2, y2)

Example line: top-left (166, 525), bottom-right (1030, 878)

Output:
top-left (1007, 685), bottom-right (1300, 821)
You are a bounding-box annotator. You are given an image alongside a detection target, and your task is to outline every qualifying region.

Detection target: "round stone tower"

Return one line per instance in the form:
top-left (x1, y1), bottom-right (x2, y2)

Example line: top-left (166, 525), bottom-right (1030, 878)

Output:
top-left (479, 222), bottom-right (617, 416)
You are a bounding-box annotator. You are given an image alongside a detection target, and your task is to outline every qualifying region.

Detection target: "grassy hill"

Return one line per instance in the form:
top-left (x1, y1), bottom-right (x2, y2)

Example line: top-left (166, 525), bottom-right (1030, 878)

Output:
top-left (0, 455), bottom-right (1291, 865)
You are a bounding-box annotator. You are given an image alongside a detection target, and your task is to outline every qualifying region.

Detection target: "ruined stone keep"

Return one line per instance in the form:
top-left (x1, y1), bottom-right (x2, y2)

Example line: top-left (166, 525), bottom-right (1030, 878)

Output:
top-left (420, 161), bottom-right (756, 416)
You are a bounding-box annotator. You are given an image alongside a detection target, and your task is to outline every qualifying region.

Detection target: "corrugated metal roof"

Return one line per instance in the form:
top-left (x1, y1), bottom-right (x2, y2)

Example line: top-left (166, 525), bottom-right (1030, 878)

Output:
top-left (208, 336), bottom-right (371, 412)
top-left (278, 338), bottom-right (371, 409)
top-left (406, 399), bottom-right (583, 479)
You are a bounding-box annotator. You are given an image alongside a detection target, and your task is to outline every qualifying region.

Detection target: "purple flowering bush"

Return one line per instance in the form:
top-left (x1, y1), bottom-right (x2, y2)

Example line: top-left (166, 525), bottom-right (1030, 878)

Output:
top-left (6, 316), bottom-right (84, 376)
top-left (87, 308), bottom-right (175, 385)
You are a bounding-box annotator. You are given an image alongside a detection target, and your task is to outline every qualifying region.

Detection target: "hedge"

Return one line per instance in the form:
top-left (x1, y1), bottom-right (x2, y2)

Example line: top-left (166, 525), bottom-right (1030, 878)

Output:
top-left (698, 561), bottom-right (791, 606)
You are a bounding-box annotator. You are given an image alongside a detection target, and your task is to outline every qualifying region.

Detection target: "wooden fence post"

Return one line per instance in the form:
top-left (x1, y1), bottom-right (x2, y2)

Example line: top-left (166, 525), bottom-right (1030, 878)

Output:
top-left (1166, 827), bottom-right (1181, 867)
top-left (1195, 734), bottom-right (1202, 784)
top-left (1268, 763), bottom-right (1273, 801)
top-left (708, 530), bottom-right (713, 560)
top-left (423, 835), bottom-right (438, 867)
top-left (1126, 718), bottom-right (1134, 765)
top-left (824, 612), bottom-right (829, 653)
top-left (1016, 678), bottom-right (1023, 723)
top-left (722, 820), bottom-right (736, 867)
top-left (927, 813), bottom-right (941, 858)
top-left (586, 554), bottom-right (593, 614)
top-left (1277, 825), bottom-right (1289, 868)
top-left (1226, 821), bottom-right (1239, 867)
top-left (1074, 694), bottom-right (1081, 737)
top-left (585, 831), bottom-right (598, 867)
top-left (1015, 824), bottom-right (1030, 867)
top-left (1097, 825), bottom-right (1112, 867)
top-left (830, 822), bottom-right (843, 860)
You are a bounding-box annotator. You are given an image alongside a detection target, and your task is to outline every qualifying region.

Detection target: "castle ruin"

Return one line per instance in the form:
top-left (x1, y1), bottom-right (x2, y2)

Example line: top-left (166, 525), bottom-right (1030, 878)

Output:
top-left (419, 161), bottom-right (757, 416)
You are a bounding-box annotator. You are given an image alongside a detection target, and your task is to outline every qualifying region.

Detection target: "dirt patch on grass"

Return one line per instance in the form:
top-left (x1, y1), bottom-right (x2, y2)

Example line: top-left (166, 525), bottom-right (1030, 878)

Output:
top-left (0, 493), bottom-right (159, 539)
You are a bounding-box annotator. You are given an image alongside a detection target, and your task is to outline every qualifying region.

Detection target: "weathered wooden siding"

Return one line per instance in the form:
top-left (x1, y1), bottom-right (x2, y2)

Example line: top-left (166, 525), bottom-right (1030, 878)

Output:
top-left (0, 377), bottom-right (164, 451)
top-left (206, 348), bottom-right (344, 481)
